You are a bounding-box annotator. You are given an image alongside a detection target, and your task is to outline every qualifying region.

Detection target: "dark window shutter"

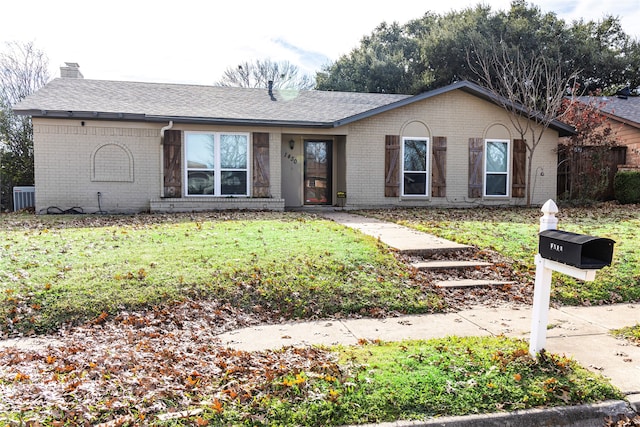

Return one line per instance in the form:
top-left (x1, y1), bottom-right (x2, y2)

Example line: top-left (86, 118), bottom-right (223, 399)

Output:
top-left (385, 135), bottom-right (400, 197)
top-left (512, 139), bottom-right (526, 198)
top-left (252, 132), bottom-right (270, 197)
top-left (163, 130), bottom-right (182, 197)
top-left (431, 136), bottom-right (447, 197)
top-left (468, 137), bottom-right (484, 198)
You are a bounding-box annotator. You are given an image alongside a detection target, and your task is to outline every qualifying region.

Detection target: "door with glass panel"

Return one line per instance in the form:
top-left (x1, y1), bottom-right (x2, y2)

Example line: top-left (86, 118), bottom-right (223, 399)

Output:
top-left (304, 140), bottom-right (332, 205)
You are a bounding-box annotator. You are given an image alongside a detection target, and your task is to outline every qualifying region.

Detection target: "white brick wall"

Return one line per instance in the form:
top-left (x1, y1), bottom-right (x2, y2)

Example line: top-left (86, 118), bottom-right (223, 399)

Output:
top-left (32, 89), bottom-right (561, 213)
top-left (33, 120), bottom-right (286, 214)
top-left (339, 90), bottom-right (559, 208)
top-left (33, 119), bottom-right (161, 213)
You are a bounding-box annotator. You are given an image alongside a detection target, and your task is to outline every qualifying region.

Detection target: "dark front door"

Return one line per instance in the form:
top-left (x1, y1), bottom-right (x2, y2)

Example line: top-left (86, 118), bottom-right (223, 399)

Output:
top-left (304, 140), bottom-right (332, 205)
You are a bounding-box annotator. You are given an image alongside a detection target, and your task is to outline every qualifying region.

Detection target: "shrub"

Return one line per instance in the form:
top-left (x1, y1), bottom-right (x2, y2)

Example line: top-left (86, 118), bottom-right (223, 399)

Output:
top-left (614, 171), bottom-right (640, 204)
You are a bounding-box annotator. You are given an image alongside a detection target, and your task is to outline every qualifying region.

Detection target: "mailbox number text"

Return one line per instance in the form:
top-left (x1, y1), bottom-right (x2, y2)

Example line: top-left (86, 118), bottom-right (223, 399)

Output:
top-left (549, 243), bottom-right (564, 252)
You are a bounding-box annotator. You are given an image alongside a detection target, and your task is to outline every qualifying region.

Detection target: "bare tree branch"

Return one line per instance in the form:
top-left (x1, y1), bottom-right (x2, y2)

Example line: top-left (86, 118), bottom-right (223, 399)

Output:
top-left (0, 41), bottom-right (50, 210)
top-left (0, 41), bottom-right (50, 106)
top-left (216, 59), bottom-right (315, 90)
top-left (468, 41), bottom-right (579, 206)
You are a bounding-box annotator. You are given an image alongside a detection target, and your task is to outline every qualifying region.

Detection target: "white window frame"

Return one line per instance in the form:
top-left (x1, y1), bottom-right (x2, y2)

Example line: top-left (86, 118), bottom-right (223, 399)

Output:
top-left (401, 136), bottom-right (430, 197)
top-left (184, 131), bottom-right (250, 197)
top-left (483, 139), bottom-right (510, 197)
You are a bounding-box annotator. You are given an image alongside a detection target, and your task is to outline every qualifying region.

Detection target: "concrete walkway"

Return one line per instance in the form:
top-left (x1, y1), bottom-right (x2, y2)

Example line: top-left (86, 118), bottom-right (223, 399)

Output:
top-left (319, 211), bottom-right (471, 255)
top-left (220, 211), bottom-right (640, 403)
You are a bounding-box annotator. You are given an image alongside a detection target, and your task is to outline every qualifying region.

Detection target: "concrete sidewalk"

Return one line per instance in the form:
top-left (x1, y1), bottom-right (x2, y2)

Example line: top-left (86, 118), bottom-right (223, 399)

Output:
top-left (218, 303), bottom-right (640, 394)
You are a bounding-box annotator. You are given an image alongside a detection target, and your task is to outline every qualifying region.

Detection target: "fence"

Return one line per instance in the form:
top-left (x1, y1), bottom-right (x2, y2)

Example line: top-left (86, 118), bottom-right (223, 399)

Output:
top-left (557, 146), bottom-right (627, 200)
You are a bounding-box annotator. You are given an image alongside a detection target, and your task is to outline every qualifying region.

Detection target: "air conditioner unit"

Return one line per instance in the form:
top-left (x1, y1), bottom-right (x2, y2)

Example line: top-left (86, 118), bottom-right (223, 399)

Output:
top-left (13, 186), bottom-right (35, 211)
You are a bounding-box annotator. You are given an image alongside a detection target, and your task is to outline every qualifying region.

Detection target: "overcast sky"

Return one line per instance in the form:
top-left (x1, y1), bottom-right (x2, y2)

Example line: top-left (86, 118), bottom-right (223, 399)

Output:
top-left (2, 0), bottom-right (639, 86)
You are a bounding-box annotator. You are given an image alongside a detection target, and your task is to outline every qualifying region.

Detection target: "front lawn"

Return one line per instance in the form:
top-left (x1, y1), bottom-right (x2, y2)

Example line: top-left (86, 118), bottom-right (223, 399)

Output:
top-left (0, 329), bottom-right (621, 426)
top-left (612, 324), bottom-right (640, 346)
top-left (362, 203), bottom-right (640, 305)
top-left (0, 212), bottom-right (442, 336)
top-left (0, 209), bottom-right (629, 425)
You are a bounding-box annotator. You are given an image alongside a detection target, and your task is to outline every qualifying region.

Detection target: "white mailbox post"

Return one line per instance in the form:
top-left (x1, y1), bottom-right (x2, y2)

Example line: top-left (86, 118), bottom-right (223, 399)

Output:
top-left (529, 199), bottom-right (615, 358)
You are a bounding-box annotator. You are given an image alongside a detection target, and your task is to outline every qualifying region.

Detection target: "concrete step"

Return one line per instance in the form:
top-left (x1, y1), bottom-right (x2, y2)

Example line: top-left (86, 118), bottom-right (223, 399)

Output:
top-left (411, 260), bottom-right (493, 271)
top-left (434, 279), bottom-right (515, 289)
top-left (396, 243), bottom-right (472, 257)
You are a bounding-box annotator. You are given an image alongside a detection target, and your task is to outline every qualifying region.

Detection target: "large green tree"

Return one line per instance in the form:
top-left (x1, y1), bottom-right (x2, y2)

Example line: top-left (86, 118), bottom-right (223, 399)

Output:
top-left (568, 16), bottom-right (640, 93)
top-left (316, 21), bottom-right (425, 94)
top-left (0, 41), bottom-right (50, 211)
top-left (316, 1), bottom-right (640, 95)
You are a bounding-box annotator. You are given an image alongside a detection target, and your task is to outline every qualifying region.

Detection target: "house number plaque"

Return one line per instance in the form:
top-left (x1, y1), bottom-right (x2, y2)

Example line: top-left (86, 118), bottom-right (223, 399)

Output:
top-left (283, 152), bottom-right (297, 164)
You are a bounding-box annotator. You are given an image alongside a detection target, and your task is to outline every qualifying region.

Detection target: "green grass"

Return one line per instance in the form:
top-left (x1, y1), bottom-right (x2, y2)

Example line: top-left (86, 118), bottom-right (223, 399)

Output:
top-left (104, 337), bottom-right (624, 425)
top-left (0, 211), bottom-right (627, 425)
top-left (362, 204), bottom-right (640, 305)
top-left (3, 204), bottom-right (638, 334)
top-left (0, 212), bottom-right (442, 335)
top-left (234, 338), bottom-right (620, 426)
top-left (325, 337), bottom-right (622, 423)
top-left (4, 337), bottom-right (619, 426)
top-left (612, 324), bottom-right (640, 345)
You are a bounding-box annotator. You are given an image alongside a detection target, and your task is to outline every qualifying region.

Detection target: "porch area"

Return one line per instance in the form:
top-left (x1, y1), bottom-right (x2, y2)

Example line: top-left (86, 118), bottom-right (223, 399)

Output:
top-left (281, 134), bottom-right (347, 208)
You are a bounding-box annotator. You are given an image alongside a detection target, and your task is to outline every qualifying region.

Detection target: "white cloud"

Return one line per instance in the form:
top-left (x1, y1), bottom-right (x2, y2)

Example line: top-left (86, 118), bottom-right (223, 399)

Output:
top-left (1, 0), bottom-right (638, 85)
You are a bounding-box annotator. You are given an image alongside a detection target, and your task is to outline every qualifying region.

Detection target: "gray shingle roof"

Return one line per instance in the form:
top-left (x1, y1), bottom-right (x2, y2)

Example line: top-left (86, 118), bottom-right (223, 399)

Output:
top-left (13, 78), bottom-right (575, 136)
top-left (13, 78), bottom-right (411, 126)
top-left (575, 96), bottom-right (640, 128)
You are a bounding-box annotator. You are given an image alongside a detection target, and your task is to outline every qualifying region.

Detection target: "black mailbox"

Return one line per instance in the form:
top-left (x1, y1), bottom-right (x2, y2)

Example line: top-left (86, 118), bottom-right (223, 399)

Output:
top-left (539, 230), bottom-right (615, 269)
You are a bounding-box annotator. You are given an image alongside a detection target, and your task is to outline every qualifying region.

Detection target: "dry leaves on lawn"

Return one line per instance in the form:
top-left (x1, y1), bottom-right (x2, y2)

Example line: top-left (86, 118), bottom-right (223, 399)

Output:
top-left (0, 299), bottom-right (345, 424)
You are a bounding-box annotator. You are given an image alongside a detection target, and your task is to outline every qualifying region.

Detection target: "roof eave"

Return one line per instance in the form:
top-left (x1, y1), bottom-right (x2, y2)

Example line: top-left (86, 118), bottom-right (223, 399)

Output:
top-left (15, 109), bottom-right (147, 121)
top-left (145, 115), bottom-right (334, 128)
top-left (15, 109), bottom-right (335, 128)
top-left (598, 111), bottom-right (640, 130)
top-left (552, 122), bottom-right (577, 137)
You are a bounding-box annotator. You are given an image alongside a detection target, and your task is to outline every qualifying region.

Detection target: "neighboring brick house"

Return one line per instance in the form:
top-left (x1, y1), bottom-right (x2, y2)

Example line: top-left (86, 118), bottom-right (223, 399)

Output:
top-left (13, 64), bottom-right (574, 214)
top-left (573, 95), bottom-right (640, 170)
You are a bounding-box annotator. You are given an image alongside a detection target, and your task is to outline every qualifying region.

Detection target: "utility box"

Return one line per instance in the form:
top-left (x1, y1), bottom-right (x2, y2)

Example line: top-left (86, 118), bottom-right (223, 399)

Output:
top-left (539, 229), bottom-right (615, 269)
top-left (13, 186), bottom-right (35, 212)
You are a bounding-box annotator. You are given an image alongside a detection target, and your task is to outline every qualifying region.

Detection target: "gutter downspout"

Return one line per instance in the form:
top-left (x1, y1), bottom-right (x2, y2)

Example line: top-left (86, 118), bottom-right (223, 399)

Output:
top-left (159, 121), bottom-right (174, 198)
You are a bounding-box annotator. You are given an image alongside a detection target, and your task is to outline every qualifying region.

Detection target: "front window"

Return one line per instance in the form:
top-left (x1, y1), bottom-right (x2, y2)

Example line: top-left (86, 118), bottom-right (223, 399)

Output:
top-left (185, 132), bottom-right (249, 196)
top-left (484, 139), bottom-right (510, 196)
top-left (402, 137), bottom-right (429, 196)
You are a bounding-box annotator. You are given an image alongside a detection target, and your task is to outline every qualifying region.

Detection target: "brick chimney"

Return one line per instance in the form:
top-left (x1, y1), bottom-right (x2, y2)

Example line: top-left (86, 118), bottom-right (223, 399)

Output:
top-left (60, 62), bottom-right (84, 79)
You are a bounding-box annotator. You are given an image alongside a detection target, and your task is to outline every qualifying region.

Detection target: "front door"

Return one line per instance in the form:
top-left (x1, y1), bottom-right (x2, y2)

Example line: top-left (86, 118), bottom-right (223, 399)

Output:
top-left (304, 140), bottom-right (332, 205)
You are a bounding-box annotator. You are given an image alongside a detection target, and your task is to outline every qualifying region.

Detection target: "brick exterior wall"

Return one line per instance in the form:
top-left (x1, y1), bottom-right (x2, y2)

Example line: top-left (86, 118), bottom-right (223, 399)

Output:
top-left (33, 119), bottom-right (162, 213)
top-left (32, 89), bottom-right (561, 213)
top-left (339, 90), bottom-right (559, 208)
top-left (32, 120), bottom-right (285, 214)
